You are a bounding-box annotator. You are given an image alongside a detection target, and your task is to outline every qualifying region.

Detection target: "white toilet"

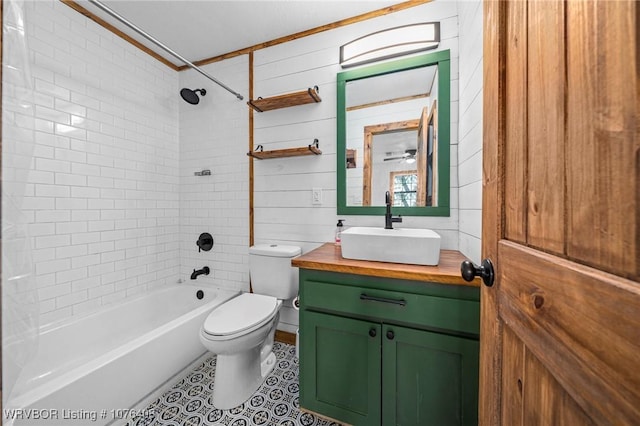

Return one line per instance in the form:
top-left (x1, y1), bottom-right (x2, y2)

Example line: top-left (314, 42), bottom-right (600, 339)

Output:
top-left (199, 244), bottom-right (301, 409)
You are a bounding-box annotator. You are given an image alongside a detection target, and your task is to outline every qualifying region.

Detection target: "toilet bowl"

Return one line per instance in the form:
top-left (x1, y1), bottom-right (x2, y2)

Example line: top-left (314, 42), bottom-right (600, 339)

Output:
top-left (199, 244), bottom-right (301, 409)
top-left (199, 293), bottom-right (282, 409)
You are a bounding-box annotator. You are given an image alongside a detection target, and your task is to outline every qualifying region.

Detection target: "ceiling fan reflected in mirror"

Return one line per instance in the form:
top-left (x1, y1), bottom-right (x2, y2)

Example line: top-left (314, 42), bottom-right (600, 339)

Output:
top-left (383, 149), bottom-right (417, 163)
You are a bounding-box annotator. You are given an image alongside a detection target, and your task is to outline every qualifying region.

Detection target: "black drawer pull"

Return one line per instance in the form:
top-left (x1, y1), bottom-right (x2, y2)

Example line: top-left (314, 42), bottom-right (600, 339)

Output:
top-left (360, 293), bottom-right (406, 307)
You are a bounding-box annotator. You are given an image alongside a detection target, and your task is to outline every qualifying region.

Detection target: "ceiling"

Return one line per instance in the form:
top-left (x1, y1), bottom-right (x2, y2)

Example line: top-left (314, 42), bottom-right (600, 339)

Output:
top-left (80, 0), bottom-right (400, 66)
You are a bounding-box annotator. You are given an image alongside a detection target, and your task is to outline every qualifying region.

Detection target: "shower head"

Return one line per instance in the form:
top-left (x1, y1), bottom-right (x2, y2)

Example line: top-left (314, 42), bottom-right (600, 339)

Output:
top-left (180, 88), bottom-right (206, 105)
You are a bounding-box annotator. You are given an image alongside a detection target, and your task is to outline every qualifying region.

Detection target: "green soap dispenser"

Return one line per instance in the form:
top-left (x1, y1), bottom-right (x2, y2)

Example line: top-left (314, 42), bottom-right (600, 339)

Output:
top-left (335, 219), bottom-right (345, 246)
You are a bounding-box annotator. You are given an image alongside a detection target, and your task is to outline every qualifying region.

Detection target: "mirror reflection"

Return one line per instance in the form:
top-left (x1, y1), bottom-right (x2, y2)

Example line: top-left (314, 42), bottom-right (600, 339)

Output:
top-left (337, 50), bottom-right (450, 217)
top-left (345, 65), bottom-right (438, 207)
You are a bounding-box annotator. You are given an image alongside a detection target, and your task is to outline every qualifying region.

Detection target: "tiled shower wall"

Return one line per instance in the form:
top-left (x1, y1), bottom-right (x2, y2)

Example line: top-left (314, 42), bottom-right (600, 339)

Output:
top-left (178, 57), bottom-right (250, 293)
top-left (3, 0), bottom-right (180, 325)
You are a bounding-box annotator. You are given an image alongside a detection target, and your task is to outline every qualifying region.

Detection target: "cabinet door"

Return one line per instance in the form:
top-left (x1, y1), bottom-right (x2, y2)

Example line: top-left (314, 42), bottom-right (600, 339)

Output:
top-left (382, 325), bottom-right (479, 426)
top-left (300, 310), bottom-right (381, 425)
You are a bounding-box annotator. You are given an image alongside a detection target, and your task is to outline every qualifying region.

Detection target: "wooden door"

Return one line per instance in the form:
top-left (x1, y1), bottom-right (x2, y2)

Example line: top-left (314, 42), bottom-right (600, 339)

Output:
top-left (482, 1), bottom-right (639, 424)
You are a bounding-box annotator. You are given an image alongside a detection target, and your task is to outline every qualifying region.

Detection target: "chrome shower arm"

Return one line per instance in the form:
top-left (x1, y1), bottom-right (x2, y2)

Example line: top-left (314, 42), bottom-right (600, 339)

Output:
top-left (87, 0), bottom-right (244, 101)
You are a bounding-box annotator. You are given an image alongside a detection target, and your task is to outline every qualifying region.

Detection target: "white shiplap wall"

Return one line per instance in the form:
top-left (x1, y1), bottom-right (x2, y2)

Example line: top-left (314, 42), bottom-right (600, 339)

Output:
top-left (457, 0), bottom-right (483, 263)
top-left (179, 56), bottom-right (250, 293)
top-left (3, 0), bottom-right (180, 326)
top-left (252, 1), bottom-right (461, 333)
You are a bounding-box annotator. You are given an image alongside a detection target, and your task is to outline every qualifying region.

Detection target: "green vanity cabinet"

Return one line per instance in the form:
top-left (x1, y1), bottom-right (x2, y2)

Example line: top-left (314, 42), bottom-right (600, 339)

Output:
top-left (382, 324), bottom-right (479, 426)
top-left (298, 269), bottom-right (480, 426)
top-left (303, 310), bottom-right (382, 425)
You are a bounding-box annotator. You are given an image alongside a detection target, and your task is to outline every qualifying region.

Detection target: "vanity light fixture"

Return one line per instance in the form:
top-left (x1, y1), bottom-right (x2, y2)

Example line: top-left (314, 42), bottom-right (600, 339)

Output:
top-left (339, 22), bottom-right (440, 68)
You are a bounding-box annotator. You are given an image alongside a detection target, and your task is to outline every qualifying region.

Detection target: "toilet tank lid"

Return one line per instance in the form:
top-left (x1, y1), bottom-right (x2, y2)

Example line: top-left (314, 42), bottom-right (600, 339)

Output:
top-left (250, 244), bottom-right (301, 257)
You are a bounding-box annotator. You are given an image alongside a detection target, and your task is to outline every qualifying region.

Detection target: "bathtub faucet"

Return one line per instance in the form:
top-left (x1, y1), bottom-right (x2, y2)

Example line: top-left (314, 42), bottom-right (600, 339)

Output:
top-left (191, 266), bottom-right (210, 280)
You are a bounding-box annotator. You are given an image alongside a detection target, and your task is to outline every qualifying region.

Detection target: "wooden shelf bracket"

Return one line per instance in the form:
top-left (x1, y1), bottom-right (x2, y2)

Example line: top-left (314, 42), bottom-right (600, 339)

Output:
top-left (247, 86), bottom-right (322, 112)
top-left (247, 139), bottom-right (322, 160)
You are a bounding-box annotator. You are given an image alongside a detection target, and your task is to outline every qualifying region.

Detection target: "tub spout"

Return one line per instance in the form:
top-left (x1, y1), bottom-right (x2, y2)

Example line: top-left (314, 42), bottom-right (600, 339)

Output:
top-left (191, 266), bottom-right (210, 280)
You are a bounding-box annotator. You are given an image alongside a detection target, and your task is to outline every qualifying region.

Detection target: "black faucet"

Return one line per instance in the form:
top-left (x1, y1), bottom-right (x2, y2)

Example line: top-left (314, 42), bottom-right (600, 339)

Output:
top-left (385, 191), bottom-right (403, 229)
top-left (190, 266), bottom-right (210, 280)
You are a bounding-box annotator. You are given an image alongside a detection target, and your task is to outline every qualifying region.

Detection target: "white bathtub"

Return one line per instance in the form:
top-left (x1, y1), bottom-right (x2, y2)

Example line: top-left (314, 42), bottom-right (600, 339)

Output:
top-left (6, 284), bottom-right (239, 426)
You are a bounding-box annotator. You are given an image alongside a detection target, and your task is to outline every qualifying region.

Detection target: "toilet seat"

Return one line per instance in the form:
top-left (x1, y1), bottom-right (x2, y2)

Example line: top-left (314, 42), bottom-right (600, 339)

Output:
top-left (202, 293), bottom-right (278, 339)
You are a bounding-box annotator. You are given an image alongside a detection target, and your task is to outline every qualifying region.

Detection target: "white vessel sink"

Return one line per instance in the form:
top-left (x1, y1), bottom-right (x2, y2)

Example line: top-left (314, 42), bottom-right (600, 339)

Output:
top-left (340, 227), bottom-right (441, 266)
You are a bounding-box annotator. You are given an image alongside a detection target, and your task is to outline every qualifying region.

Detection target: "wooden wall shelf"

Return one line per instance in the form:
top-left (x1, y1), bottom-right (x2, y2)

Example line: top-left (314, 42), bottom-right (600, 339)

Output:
top-left (248, 87), bottom-right (321, 112)
top-left (248, 140), bottom-right (322, 160)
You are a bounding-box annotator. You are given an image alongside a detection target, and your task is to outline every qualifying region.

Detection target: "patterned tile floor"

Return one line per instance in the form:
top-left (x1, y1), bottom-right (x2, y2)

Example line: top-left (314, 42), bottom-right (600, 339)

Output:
top-left (125, 342), bottom-right (343, 426)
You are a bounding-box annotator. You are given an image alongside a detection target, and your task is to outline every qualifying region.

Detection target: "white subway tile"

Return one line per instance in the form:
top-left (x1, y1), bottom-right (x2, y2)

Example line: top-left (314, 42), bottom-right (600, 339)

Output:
top-left (56, 267), bottom-right (88, 284)
top-left (36, 258), bottom-right (71, 275)
top-left (35, 158), bottom-right (71, 173)
top-left (71, 209), bottom-right (100, 221)
top-left (55, 99), bottom-right (87, 117)
top-left (89, 283), bottom-right (115, 299)
top-left (28, 170), bottom-right (56, 184)
top-left (22, 197), bottom-right (55, 210)
top-left (56, 221), bottom-right (88, 235)
top-left (55, 148), bottom-right (87, 163)
top-left (71, 186), bottom-right (100, 198)
top-left (35, 210), bottom-right (71, 223)
top-left (55, 244), bottom-right (88, 259)
top-left (71, 254), bottom-right (101, 269)
top-left (85, 238), bottom-right (113, 252)
top-left (101, 250), bottom-right (125, 263)
top-left (71, 276), bottom-right (101, 292)
top-left (32, 247), bottom-right (57, 262)
top-left (101, 210), bottom-right (125, 220)
top-left (35, 78), bottom-right (71, 100)
top-left (55, 198), bottom-right (88, 210)
top-left (71, 162), bottom-right (100, 176)
top-left (71, 139), bottom-right (101, 155)
top-left (71, 232), bottom-right (101, 245)
top-left (100, 230), bottom-right (125, 242)
top-left (56, 290), bottom-right (88, 309)
top-left (55, 173), bottom-right (87, 186)
top-left (88, 220), bottom-right (114, 232)
top-left (33, 144), bottom-right (55, 159)
top-left (88, 199), bottom-right (114, 209)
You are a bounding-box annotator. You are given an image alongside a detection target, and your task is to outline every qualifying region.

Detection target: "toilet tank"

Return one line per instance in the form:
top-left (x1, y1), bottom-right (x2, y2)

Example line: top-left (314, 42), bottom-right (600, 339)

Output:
top-left (249, 244), bottom-right (301, 300)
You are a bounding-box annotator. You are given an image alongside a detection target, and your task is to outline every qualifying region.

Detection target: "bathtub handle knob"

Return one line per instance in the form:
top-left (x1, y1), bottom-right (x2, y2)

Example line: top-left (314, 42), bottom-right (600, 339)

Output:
top-left (197, 233), bottom-right (214, 252)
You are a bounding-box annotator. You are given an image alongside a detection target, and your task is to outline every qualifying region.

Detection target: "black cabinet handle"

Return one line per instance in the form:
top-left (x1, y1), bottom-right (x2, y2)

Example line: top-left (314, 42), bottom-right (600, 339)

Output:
top-left (369, 328), bottom-right (377, 338)
top-left (360, 293), bottom-right (406, 307)
top-left (386, 330), bottom-right (395, 340)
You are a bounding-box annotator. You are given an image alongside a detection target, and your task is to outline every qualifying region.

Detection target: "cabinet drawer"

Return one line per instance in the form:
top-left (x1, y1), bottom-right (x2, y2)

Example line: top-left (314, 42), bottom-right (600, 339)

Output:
top-left (302, 280), bottom-right (479, 336)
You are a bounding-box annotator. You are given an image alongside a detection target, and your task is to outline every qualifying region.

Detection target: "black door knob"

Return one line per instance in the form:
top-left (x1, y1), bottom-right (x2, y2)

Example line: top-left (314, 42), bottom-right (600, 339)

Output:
top-left (369, 328), bottom-right (377, 338)
top-left (386, 330), bottom-right (395, 340)
top-left (461, 259), bottom-right (495, 287)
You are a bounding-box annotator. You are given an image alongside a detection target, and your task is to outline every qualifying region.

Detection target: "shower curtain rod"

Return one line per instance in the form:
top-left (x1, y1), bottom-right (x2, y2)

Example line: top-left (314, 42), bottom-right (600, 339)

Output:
top-left (87, 0), bottom-right (244, 101)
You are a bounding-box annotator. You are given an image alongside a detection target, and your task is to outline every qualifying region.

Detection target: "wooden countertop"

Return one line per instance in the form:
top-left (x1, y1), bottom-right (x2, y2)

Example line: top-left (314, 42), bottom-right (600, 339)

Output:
top-left (292, 243), bottom-right (480, 287)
